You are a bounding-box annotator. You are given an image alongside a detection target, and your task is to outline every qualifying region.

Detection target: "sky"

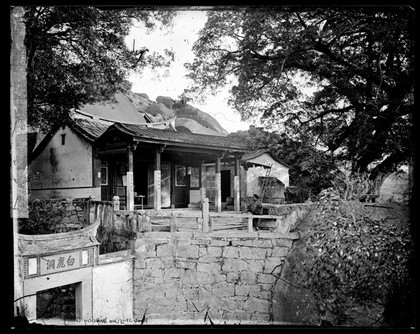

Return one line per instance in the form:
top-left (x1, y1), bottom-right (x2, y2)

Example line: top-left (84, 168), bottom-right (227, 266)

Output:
top-left (126, 10), bottom-right (252, 133)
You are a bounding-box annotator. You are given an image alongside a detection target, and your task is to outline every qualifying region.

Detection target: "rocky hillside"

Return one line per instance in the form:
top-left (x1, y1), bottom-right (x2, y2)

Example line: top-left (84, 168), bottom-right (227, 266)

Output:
top-left (126, 92), bottom-right (229, 136)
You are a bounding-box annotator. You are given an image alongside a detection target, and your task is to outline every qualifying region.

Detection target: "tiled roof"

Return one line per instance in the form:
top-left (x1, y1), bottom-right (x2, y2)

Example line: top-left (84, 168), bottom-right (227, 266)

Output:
top-left (241, 149), bottom-right (270, 161)
top-left (107, 122), bottom-right (248, 151)
top-left (241, 149), bottom-right (290, 168)
top-left (70, 118), bottom-right (111, 142)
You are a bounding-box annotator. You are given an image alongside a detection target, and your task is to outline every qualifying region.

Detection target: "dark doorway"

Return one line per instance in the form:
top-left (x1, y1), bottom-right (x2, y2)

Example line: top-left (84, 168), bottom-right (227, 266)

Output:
top-left (36, 283), bottom-right (77, 321)
top-left (134, 160), bottom-right (149, 206)
top-left (174, 164), bottom-right (187, 208)
top-left (221, 170), bottom-right (231, 202)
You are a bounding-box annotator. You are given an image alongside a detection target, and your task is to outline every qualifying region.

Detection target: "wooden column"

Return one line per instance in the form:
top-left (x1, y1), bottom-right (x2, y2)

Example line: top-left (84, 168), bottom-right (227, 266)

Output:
top-left (154, 147), bottom-right (162, 210)
top-left (215, 155), bottom-right (222, 212)
top-left (170, 163), bottom-right (175, 209)
top-left (234, 156), bottom-right (241, 212)
top-left (201, 161), bottom-right (206, 202)
top-left (126, 145), bottom-right (134, 211)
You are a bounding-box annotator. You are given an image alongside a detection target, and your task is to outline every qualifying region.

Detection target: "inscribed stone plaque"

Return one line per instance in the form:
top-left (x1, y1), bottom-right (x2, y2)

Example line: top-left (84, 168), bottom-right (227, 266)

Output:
top-left (39, 250), bottom-right (81, 275)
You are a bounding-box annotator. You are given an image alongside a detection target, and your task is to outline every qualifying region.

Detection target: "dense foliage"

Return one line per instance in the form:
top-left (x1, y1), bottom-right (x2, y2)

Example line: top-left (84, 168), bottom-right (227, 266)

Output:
top-left (24, 6), bottom-right (175, 131)
top-left (18, 198), bottom-right (66, 234)
top-left (228, 126), bottom-right (339, 197)
top-left (293, 187), bottom-right (414, 326)
top-left (185, 7), bottom-right (414, 185)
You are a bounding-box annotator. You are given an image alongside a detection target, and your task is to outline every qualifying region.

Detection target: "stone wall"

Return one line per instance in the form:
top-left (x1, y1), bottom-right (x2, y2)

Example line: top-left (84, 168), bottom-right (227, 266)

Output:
top-left (19, 198), bottom-right (91, 234)
top-left (133, 231), bottom-right (298, 325)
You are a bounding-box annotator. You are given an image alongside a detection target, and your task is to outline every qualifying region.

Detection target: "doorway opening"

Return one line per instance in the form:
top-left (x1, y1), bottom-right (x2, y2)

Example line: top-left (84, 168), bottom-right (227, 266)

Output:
top-left (221, 170), bottom-right (231, 202)
top-left (36, 283), bottom-right (78, 321)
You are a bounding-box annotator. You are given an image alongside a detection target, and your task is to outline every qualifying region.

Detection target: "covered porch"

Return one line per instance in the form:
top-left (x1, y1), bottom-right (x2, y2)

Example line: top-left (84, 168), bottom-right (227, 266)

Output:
top-left (95, 122), bottom-right (248, 212)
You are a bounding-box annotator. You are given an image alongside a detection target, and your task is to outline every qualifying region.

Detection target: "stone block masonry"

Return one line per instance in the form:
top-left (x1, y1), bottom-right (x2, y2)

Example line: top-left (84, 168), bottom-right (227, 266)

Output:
top-left (133, 231), bottom-right (298, 325)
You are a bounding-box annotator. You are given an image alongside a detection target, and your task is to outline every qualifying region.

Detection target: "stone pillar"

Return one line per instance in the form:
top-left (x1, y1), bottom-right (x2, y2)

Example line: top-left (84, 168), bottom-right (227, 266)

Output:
top-left (234, 156), bottom-right (241, 212)
top-left (215, 155), bottom-right (222, 212)
top-left (154, 148), bottom-right (161, 210)
top-left (126, 145), bottom-right (134, 211)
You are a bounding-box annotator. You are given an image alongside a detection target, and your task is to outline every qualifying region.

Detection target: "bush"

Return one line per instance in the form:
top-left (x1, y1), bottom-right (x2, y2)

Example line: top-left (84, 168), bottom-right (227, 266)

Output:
top-left (18, 198), bottom-right (65, 234)
top-left (293, 188), bottom-right (413, 326)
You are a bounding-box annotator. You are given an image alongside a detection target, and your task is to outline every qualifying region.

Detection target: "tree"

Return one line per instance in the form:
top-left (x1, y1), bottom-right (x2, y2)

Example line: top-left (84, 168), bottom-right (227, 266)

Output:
top-left (23, 6), bottom-right (175, 131)
top-left (185, 7), bottom-right (414, 190)
top-left (228, 126), bottom-right (339, 197)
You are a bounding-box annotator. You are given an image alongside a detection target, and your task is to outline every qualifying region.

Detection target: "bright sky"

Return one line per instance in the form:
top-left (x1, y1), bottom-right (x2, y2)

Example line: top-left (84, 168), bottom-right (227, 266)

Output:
top-left (126, 10), bottom-right (252, 133)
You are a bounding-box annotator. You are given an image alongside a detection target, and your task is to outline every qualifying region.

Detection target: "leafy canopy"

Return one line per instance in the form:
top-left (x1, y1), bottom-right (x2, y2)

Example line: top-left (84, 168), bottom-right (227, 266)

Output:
top-left (185, 7), bottom-right (414, 179)
top-left (24, 6), bottom-right (175, 131)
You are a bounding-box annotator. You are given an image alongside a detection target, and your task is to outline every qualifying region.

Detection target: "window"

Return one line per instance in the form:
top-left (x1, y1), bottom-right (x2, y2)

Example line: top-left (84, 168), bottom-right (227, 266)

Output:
top-left (61, 133), bottom-right (66, 145)
top-left (175, 165), bottom-right (186, 186)
top-left (190, 166), bottom-right (200, 188)
top-left (100, 167), bottom-right (108, 185)
top-left (204, 166), bottom-right (216, 201)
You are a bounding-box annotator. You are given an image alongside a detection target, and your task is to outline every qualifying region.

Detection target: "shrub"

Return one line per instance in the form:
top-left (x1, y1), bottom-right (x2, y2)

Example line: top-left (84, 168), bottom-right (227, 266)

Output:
top-left (294, 188), bottom-right (413, 326)
top-left (18, 198), bottom-right (65, 234)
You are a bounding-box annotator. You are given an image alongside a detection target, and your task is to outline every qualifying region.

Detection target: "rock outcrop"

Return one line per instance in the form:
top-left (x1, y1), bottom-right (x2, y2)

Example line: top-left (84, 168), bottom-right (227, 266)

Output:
top-left (127, 91), bottom-right (229, 136)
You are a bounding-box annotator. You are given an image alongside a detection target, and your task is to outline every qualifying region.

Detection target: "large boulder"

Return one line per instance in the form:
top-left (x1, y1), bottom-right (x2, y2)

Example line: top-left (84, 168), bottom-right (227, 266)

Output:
top-left (175, 118), bottom-right (225, 136)
top-left (128, 91), bottom-right (229, 135)
top-left (145, 102), bottom-right (174, 120)
top-left (126, 92), bottom-right (152, 112)
top-left (172, 101), bottom-right (229, 135)
top-left (156, 96), bottom-right (175, 110)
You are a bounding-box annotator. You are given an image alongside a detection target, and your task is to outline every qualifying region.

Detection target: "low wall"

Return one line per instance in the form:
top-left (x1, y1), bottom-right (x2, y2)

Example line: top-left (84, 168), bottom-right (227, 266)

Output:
top-left (19, 198), bottom-right (91, 234)
top-left (261, 203), bottom-right (314, 232)
top-left (133, 231), bottom-right (299, 325)
top-left (93, 251), bottom-right (135, 321)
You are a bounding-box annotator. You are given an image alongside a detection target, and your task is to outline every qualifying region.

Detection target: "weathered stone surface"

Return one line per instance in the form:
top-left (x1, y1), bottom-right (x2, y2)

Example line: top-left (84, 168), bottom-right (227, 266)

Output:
top-left (257, 273), bottom-right (275, 284)
top-left (210, 239), bottom-right (230, 246)
top-left (198, 247), bottom-right (207, 257)
top-left (222, 247), bottom-right (239, 258)
top-left (197, 262), bottom-right (221, 274)
top-left (164, 267), bottom-right (180, 278)
top-left (222, 297), bottom-right (243, 311)
top-left (239, 271), bottom-right (257, 284)
top-left (252, 240), bottom-right (274, 248)
top-left (132, 231), bottom-right (295, 325)
top-left (156, 243), bottom-right (174, 257)
top-left (195, 272), bottom-right (215, 284)
top-left (176, 244), bottom-right (199, 258)
top-left (269, 247), bottom-right (290, 258)
top-left (276, 238), bottom-right (294, 248)
top-left (244, 259), bottom-right (264, 272)
top-left (249, 285), bottom-right (262, 298)
top-left (226, 272), bottom-right (239, 283)
top-left (222, 258), bottom-right (248, 272)
top-left (137, 287), bottom-right (165, 300)
top-left (263, 258), bottom-right (283, 274)
top-left (235, 284), bottom-right (250, 296)
top-left (243, 297), bottom-right (270, 313)
top-left (213, 273), bottom-right (227, 283)
top-left (231, 240), bottom-right (254, 247)
top-left (212, 282), bottom-right (235, 298)
top-left (207, 246), bottom-right (223, 257)
top-left (145, 257), bottom-right (165, 270)
top-left (182, 287), bottom-right (199, 300)
top-left (198, 255), bottom-right (219, 263)
top-left (235, 310), bottom-right (250, 321)
top-left (187, 300), bottom-right (206, 312)
top-left (175, 260), bottom-right (197, 270)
